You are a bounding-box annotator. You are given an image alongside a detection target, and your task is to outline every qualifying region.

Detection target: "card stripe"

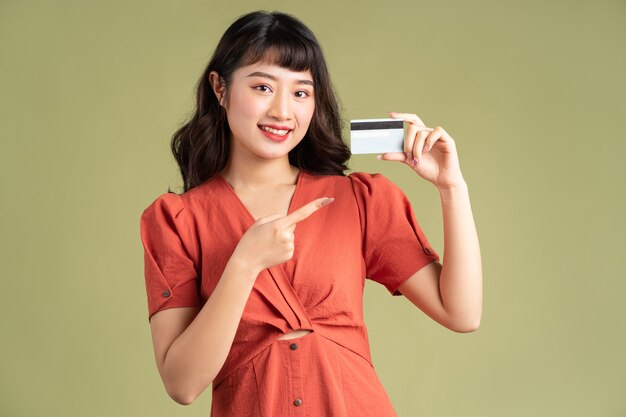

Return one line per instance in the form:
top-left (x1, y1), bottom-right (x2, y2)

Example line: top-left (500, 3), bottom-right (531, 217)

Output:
top-left (350, 120), bottom-right (404, 131)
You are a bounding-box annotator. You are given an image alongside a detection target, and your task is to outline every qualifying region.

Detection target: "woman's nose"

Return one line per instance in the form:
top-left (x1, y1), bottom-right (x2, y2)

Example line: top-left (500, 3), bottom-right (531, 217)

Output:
top-left (267, 92), bottom-right (291, 120)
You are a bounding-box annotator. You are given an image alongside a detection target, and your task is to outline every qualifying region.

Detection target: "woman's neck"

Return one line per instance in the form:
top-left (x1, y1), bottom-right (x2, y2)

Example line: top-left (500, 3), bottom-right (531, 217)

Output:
top-left (220, 157), bottom-right (300, 189)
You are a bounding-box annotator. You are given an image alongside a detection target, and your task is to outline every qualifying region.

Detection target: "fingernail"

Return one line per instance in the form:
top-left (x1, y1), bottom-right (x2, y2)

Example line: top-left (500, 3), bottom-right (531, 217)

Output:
top-left (413, 158), bottom-right (419, 167)
top-left (407, 152), bottom-right (413, 160)
top-left (321, 197), bottom-right (334, 206)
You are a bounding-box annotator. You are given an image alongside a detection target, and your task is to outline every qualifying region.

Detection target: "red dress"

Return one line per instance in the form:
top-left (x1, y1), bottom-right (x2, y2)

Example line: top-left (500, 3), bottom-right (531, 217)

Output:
top-left (140, 169), bottom-right (440, 416)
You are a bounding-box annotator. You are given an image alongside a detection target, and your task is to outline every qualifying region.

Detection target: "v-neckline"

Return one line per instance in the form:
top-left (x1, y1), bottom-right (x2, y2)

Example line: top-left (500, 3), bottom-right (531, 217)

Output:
top-left (216, 168), bottom-right (306, 225)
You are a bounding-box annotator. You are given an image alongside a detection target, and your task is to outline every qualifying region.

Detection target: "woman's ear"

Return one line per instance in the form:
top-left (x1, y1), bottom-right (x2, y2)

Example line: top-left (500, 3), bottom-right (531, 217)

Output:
top-left (208, 71), bottom-right (226, 106)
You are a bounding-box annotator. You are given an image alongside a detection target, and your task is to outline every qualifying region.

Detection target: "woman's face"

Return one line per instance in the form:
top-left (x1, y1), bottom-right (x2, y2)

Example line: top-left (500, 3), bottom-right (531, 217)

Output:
top-left (220, 62), bottom-right (315, 161)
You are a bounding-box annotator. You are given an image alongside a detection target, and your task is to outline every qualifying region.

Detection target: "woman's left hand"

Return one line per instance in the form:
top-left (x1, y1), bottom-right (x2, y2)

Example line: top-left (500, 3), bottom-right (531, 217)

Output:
top-left (378, 112), bottom-right (465, 189)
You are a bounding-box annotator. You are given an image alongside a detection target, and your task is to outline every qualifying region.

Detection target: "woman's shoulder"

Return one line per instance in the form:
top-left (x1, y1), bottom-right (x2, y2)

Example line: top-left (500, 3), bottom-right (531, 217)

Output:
top-left (302, 170), bottom-right (398, 201)
top-left (346, 171), bottom-right (396, 193)
top-left (179, 175), bottom-right (222, 205)
top-left (304, 169), bottom-right (388, 185)
top-left (141, 175), bottom-right (223, 218)
top-left (141, 192), bottom-right (184, 221)
top-left (346, 170), bottom-right (389, 184)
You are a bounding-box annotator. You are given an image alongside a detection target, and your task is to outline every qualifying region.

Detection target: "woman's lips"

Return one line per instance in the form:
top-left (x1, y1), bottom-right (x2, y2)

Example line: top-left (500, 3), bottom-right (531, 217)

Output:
top-left (258, 125), bottom-right (292, 142)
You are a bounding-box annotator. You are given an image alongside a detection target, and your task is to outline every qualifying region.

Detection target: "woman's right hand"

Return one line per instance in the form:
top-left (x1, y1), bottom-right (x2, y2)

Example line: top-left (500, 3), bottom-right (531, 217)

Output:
top-left (231, 197), bottom-right (334, 276)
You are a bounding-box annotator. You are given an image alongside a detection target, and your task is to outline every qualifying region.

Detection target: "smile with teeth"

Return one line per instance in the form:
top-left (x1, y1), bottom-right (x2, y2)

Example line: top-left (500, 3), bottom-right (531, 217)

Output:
top-left (260, 126), bottom-right (291, 136)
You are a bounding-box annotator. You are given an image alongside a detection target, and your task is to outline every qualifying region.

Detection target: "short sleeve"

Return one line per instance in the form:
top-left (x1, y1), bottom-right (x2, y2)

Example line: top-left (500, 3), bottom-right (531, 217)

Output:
top-left (349, 172), bottom-right (440, 296)
top-left (139, 193), bottom-right (201, 322)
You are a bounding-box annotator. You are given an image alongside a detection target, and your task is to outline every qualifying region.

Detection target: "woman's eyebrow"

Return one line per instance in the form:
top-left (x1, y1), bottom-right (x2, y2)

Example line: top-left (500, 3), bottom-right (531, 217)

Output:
top-left (246, 71), bottom-right (313, 86)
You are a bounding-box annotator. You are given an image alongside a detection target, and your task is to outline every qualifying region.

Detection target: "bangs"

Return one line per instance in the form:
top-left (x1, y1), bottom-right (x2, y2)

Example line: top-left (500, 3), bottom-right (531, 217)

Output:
top-left (239, 36), bottom-right (316, 73)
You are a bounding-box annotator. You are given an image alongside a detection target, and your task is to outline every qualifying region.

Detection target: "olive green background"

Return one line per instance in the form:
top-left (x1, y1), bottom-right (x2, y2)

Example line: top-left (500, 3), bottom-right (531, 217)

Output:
top-left (1, 0), bottom-right (624, 416)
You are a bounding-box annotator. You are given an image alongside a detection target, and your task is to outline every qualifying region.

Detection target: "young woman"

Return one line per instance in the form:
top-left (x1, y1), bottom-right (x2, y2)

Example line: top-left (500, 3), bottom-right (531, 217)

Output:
top-left (140, 10), bottom-right (482, 416)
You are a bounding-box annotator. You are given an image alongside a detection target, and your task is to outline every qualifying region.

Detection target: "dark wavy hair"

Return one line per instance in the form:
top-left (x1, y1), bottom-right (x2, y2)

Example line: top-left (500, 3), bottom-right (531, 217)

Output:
top-left (170, 10), bottom-right (351, 192)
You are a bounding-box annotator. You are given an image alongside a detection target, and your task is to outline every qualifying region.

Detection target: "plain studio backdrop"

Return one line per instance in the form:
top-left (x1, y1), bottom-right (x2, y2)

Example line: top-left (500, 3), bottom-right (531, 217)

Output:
top-left (1, 1), bottom-right (624, 416)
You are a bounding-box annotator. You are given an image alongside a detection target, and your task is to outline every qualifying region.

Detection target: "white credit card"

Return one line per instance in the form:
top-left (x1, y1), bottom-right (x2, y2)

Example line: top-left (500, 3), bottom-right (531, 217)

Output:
top-left (350, 118), bottom-right (405, 154)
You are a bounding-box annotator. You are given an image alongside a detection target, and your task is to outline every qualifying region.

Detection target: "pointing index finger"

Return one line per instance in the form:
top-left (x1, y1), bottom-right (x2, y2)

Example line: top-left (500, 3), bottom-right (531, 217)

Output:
top-left (282, 197), bottom-right (334, 227)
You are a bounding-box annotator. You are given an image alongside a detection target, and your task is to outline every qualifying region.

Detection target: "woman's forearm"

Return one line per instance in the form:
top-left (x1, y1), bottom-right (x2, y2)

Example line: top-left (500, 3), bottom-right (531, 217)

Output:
top-left (161, 257), bottom-right (259, 404)
top-left (437, 180), bottom-right (483, 331)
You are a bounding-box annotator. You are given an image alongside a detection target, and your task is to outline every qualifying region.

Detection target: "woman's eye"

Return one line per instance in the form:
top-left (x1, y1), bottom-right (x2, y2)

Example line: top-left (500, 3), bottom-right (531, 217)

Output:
top-left (255, 85), bottom-right (271, 93)
top-left (295, 91), bottom-right (310, 98)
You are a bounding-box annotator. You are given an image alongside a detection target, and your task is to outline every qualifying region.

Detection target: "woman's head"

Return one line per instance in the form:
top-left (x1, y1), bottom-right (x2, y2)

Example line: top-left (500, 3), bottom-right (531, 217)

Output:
top-left (170, 10), bottom-right (350, 192)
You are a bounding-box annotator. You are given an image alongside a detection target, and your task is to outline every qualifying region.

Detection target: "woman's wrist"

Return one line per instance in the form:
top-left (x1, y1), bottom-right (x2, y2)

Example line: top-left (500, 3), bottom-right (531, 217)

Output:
top-left (226, 253), bottom-right (262, 283)
top-left (437, 178), bottom-right (468, 195)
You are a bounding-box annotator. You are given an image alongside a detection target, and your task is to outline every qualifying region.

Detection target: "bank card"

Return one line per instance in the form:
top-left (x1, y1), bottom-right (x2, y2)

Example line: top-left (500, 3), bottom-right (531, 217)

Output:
top-left (350, 118), bottom-right (405, 154)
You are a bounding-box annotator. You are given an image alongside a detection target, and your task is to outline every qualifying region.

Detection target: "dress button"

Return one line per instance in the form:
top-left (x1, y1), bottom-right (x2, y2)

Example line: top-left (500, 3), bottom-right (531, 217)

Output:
top-left (289, 343), bottom-right (298, 351)
top-left (293, 399), bottom-right (303, 407)
top-left (162, 290), bottom-right (171, 298)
